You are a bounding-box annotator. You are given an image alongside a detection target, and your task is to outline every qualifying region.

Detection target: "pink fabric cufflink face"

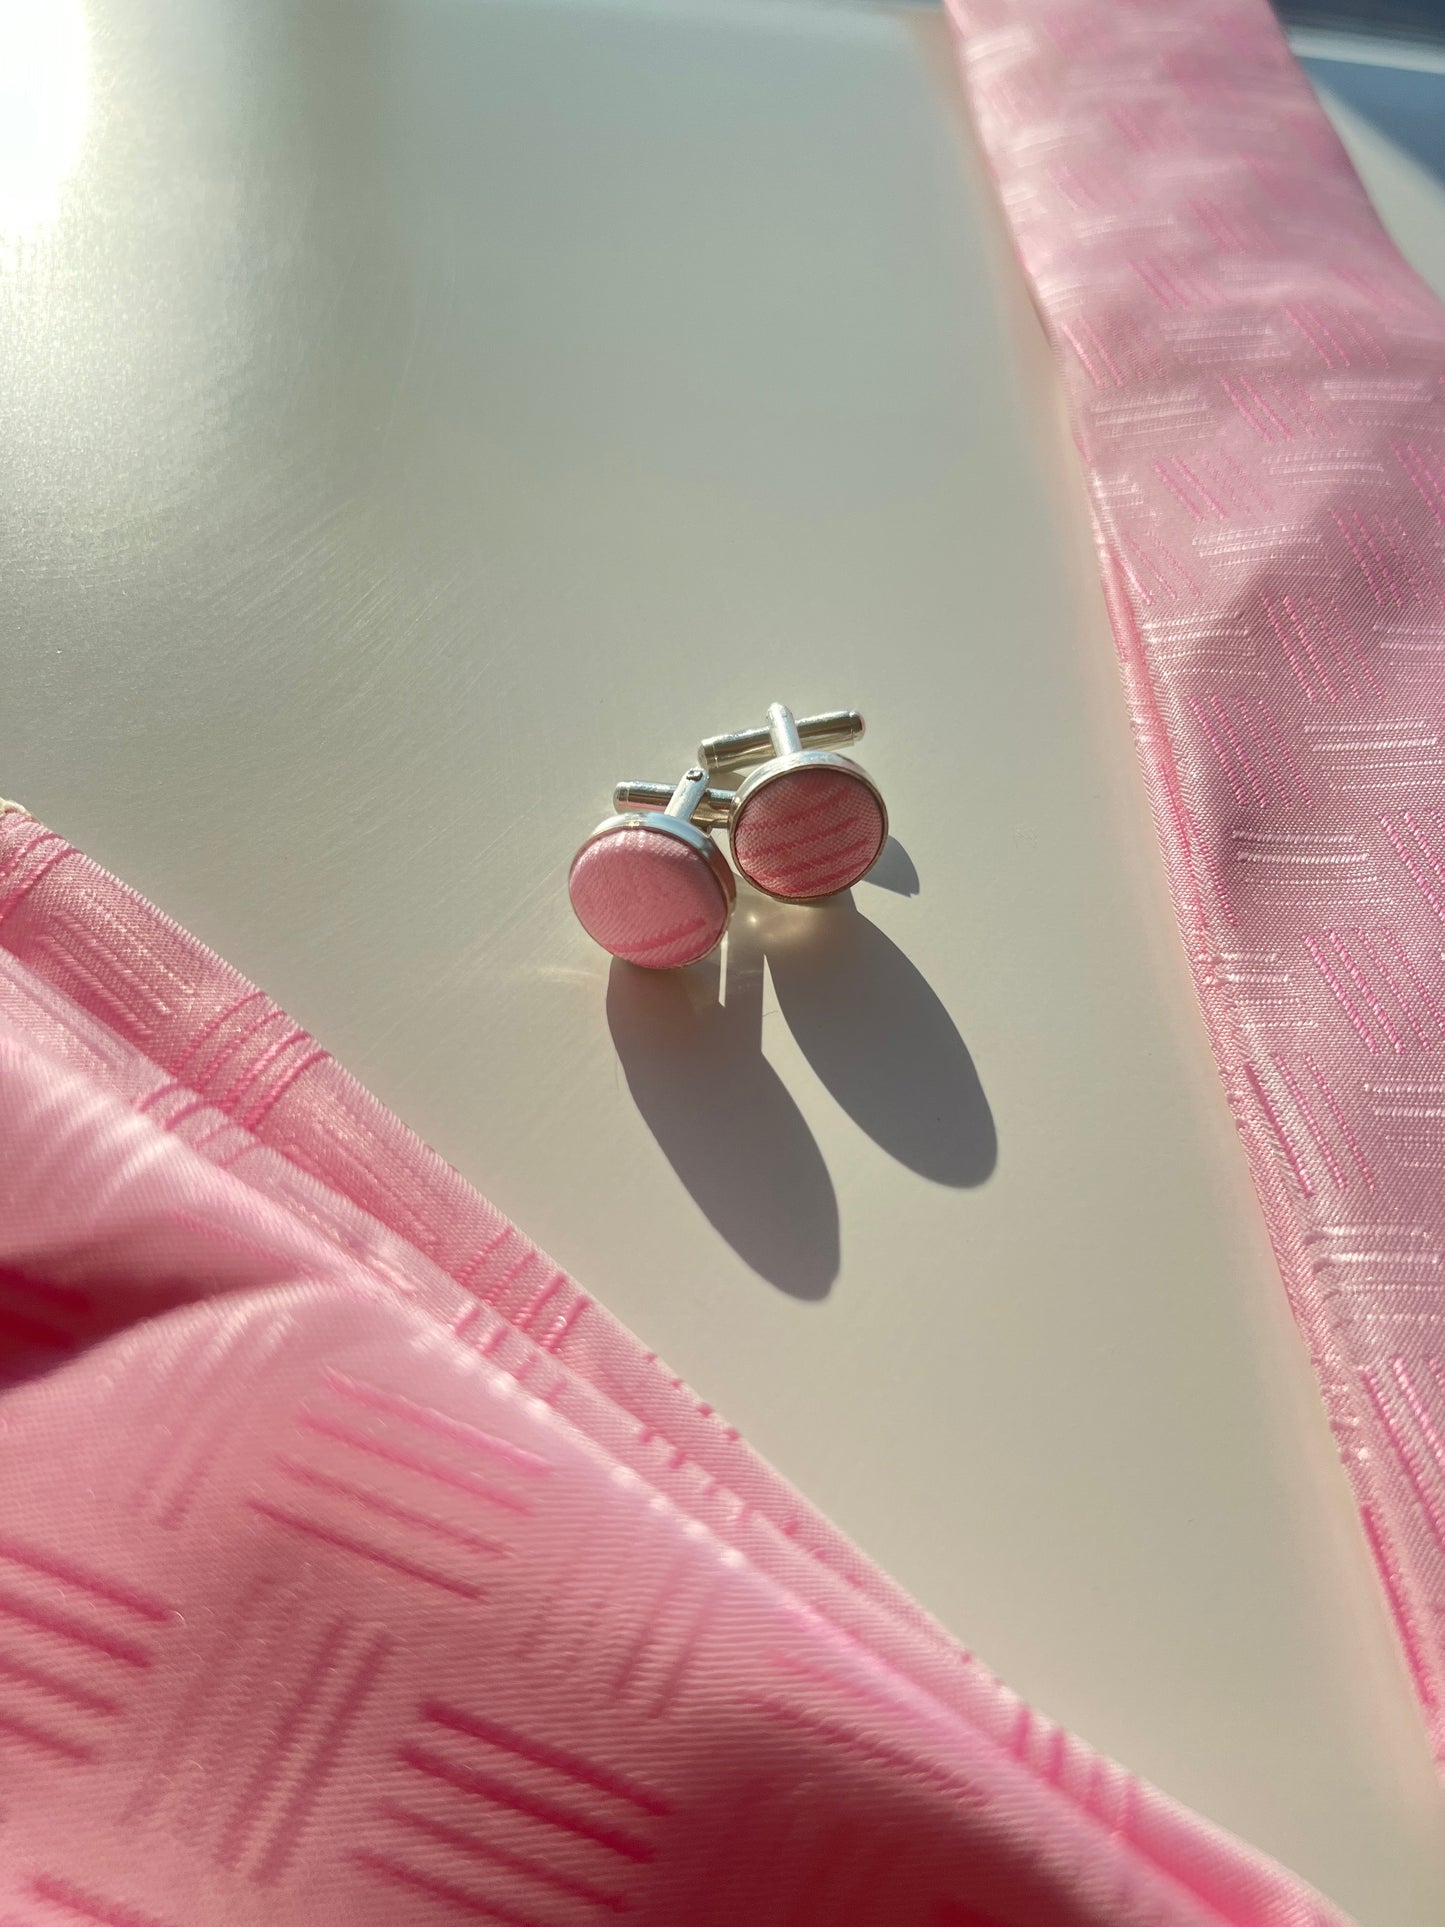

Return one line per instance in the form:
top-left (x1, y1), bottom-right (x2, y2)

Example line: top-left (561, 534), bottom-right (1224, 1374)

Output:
top-left (697, 703), bottom-right (888, 903)
top-left (729, 763), bottom-right (886, 901)
top-left (569, 770), bottom-right (735, 969)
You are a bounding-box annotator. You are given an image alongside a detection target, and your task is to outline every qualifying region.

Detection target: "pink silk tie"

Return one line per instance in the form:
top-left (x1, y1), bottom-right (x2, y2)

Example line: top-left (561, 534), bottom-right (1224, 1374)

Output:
top-left (0, 835), bottom-right (1347, 1921)
top-left (945, 0), bottom-right (1445, 1773)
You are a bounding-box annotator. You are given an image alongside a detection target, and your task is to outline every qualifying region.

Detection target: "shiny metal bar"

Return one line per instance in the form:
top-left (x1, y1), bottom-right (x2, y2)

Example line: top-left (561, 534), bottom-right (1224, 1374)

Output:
top-left (665, 767), bottom-right (711, 819)
top-left (699, 706), bottom-right (864, 770)
top-left (614, 774), bottom-right (733, 828)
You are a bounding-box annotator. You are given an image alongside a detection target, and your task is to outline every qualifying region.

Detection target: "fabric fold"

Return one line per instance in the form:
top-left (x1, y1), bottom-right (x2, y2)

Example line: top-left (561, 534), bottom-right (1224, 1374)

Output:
top-left (0, 805), bottom-right (1345, 1921)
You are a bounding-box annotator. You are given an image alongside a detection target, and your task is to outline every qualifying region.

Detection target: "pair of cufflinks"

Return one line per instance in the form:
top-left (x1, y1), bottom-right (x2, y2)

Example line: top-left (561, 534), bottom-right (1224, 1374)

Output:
top-left (569, 703), bottom-right (887, 969)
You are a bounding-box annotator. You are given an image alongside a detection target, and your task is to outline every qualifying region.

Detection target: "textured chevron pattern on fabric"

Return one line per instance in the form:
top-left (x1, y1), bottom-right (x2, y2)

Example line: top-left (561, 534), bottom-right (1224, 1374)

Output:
top-left (946, 0), bottom-right (1445, 1764)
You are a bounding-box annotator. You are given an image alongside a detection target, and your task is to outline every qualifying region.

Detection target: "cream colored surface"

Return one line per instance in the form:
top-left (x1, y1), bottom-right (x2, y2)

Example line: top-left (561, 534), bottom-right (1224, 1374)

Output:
top-left (3, 1), bottom-right (1444, 1917)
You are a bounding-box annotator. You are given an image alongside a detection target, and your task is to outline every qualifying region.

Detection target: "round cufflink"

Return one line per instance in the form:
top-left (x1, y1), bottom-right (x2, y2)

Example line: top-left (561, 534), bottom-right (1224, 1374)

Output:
top-left (569, 767), bottom-right (736, 969)
top-left (616, 704), bottom-right (887, 903)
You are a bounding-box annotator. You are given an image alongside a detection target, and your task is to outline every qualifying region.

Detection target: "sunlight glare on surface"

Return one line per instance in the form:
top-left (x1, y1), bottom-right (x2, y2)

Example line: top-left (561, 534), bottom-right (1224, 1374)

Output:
top-left (0, 0), bottom-right (89, 257)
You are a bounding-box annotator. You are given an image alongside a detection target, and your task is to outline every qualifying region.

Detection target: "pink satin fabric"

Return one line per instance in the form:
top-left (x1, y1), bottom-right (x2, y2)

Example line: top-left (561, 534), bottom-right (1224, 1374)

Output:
top-left (569, 828), bottom-right (729, 968)
top-left (946, 0), bottom-right (1445, 1765)
top-left (0, 810), bottom-right (1343, 1922)
top-left (731, 769), bottom-right (886, 900)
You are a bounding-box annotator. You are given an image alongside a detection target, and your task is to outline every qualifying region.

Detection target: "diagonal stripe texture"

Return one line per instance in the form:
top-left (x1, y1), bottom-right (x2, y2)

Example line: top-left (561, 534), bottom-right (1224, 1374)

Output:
top-left (946, 0), bottom-right (1445, 1766)
top-left (0, 803), bottom-right (1346, 1922)
top-left (569, 828), bottom-right (729, 968)
top-left (732, 768), bottom-right (886, 900)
